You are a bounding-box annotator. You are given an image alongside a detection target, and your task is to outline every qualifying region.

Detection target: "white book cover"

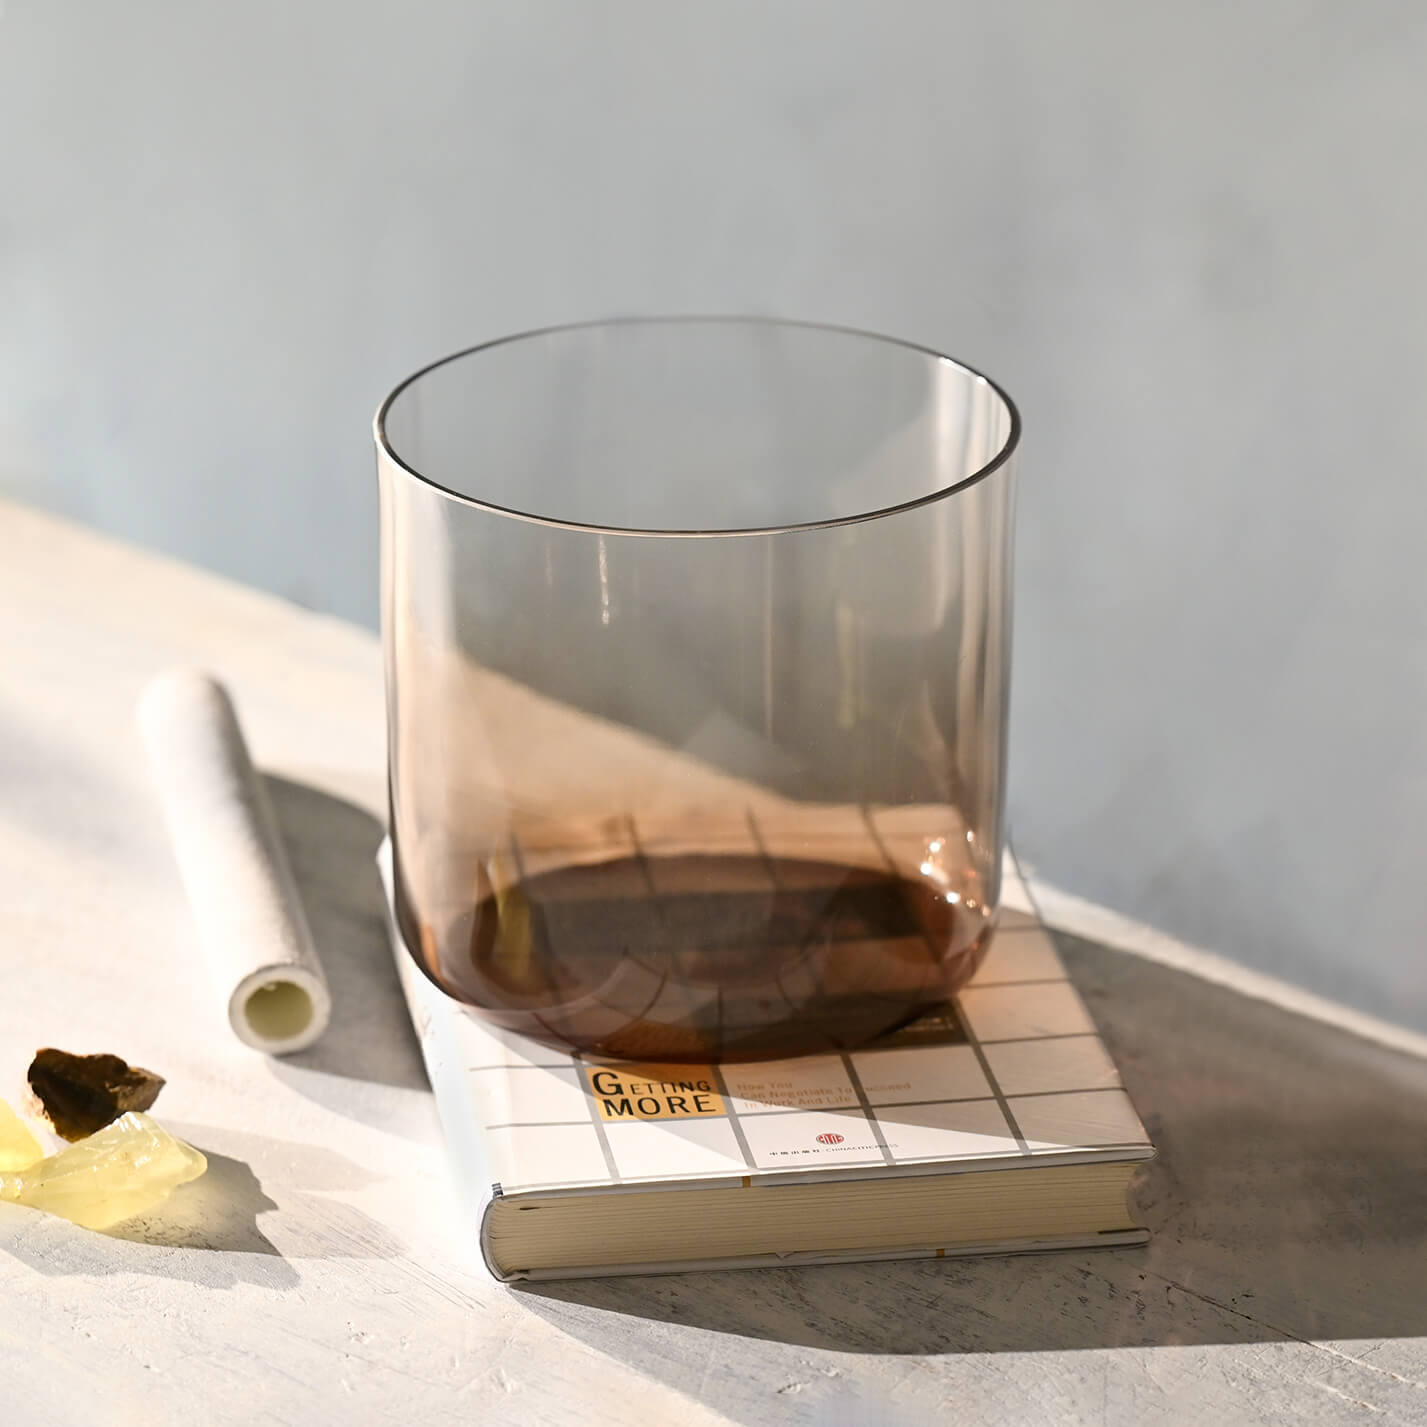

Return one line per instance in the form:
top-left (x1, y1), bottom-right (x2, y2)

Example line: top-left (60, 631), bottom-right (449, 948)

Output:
top-left (380, 842), bottom-right (1153, 1280)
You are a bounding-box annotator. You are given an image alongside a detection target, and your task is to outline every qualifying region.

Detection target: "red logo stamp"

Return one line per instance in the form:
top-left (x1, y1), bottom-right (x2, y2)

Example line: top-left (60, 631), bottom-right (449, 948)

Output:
top-left (815, 1132), bottom-right (845, 1145)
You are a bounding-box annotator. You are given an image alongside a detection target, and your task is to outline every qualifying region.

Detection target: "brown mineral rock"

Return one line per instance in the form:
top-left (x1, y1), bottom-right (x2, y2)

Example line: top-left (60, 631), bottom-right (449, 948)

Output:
top-left (25, 1049), bottom-right (166, 1142)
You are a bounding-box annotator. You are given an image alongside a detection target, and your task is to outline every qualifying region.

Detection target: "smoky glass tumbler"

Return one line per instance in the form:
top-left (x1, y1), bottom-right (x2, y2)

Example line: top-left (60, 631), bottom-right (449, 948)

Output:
top-left (376, 318), bottom-right (1019, 1061)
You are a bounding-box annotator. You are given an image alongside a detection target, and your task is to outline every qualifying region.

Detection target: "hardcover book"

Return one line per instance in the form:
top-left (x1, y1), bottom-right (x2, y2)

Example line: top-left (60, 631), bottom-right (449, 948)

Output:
top-left (381, 842), bottom-right (1153, 1281)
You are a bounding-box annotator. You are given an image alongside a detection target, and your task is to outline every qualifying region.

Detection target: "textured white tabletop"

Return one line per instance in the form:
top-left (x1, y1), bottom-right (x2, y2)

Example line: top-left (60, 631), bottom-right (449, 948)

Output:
top-left (2, 500), bottom-right (1425, 1427)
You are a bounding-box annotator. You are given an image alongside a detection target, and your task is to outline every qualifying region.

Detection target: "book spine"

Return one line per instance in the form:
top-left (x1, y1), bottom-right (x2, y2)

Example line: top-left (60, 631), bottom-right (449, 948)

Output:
top-left (379, 843), bottom-right (508, 1281)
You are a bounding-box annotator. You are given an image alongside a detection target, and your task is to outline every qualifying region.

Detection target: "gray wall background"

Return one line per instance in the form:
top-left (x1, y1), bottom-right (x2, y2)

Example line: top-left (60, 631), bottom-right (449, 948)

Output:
top-left (4, 3), bottom-right (1425, 1029)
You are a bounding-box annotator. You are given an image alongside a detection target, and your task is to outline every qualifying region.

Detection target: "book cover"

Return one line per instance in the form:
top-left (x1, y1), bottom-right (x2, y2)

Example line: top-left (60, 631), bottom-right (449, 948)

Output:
top-left (381, 842), bottom-right (1153, 1280)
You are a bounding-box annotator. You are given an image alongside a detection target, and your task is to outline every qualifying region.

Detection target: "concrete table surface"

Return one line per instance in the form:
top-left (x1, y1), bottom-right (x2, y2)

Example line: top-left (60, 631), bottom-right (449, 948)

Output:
top-left (2, 500), bottom-right (1425, 1426)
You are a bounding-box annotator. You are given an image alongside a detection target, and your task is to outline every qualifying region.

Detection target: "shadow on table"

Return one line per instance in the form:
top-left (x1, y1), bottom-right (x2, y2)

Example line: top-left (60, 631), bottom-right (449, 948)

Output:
top-left (247, 775), bottom-right (1427, 1369)
top-left (0, 1123), bottom-right (409, 1291)
top-left (0, 1152), bottom-right (299, 1291)
top-left (261, 776), bottom-right (426, 1095)
top-left (516, 938), bottom-right (1427, 1364)
top-left (0, 778), bottom-right (426, 1293)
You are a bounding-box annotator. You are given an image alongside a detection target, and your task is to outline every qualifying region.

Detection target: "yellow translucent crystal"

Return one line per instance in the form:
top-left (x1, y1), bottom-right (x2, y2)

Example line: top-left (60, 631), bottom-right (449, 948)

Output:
top-left (0, 1098), bottom-right (44, 1172)
top-left (0, 1111), bottom-right (206, 1230)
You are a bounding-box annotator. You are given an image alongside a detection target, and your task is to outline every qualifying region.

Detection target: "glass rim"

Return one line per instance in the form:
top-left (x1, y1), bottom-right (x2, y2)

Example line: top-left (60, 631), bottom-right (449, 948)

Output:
top-left (373, 315), bottom-right (1021, 539)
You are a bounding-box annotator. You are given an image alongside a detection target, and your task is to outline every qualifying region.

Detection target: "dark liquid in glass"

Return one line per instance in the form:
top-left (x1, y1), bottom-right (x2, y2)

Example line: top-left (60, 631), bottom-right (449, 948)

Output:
top-left (408, 853), bottom-right (989, 1061)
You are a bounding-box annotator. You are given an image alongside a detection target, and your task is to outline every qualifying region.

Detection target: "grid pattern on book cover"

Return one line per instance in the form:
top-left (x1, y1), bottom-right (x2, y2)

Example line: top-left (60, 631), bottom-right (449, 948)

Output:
top-left (425, 842), bottom-right (1152, 1195)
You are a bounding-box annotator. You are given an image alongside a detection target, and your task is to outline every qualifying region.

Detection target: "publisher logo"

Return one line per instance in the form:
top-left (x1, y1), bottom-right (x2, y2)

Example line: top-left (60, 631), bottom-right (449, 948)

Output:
top-left (815, 1132), bottom-right (845, 1145)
